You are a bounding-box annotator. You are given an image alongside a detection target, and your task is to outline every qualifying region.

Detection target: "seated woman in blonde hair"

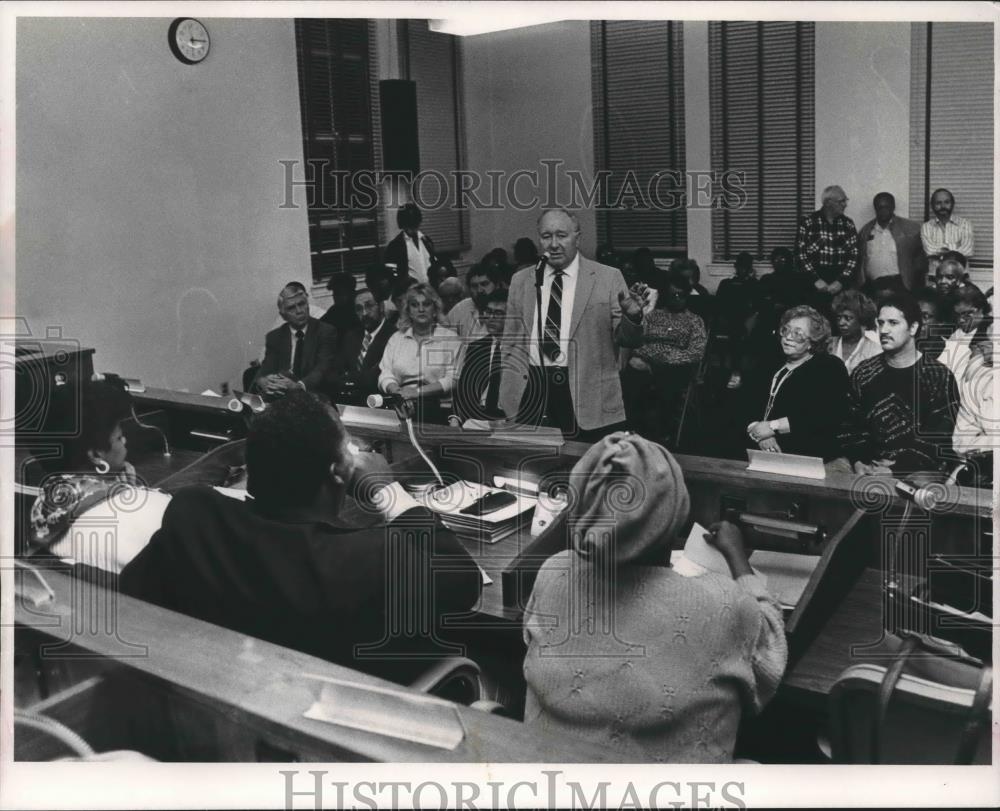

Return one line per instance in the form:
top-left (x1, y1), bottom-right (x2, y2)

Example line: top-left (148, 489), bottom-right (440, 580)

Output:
top-left (521, 432), bottom-right (787, 762)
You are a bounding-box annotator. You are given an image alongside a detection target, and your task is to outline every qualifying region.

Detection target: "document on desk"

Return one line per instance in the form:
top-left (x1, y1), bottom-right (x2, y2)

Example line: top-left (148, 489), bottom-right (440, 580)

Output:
top-left (747, 550), bottom-right (820, 610)
top-left (417, 480), bottom-right (536, 543)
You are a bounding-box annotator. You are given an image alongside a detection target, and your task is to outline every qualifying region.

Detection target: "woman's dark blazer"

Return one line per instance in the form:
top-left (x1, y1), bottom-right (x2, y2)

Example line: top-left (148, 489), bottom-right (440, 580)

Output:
top-left (743, 351), bottom-right (850, 461)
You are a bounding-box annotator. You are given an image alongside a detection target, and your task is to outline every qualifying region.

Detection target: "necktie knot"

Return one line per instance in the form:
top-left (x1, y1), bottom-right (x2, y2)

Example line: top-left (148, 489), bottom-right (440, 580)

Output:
top-left (295, 329), bottom-right (304, 340)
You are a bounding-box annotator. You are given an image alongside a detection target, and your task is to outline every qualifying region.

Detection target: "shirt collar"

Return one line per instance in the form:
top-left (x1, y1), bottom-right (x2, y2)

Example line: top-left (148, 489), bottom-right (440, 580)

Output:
top-left (367, 318), bottom-right (386, 337)
top-left (287, 321), bottom-right (309, 335)
top-left (402, 325), bottom-right (440, 341)
top-left (549, 253), bottom-right (580, 279)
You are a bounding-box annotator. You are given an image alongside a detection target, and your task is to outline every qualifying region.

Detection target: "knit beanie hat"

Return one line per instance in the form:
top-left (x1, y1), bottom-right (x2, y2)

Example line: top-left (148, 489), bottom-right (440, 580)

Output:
top-left (569, 432), bottom-right (690, 566)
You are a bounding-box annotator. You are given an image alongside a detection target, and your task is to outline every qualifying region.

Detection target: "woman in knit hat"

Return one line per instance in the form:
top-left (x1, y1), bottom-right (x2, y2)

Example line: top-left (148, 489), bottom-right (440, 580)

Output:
top-left (521, 432), bottom-right (787, 762)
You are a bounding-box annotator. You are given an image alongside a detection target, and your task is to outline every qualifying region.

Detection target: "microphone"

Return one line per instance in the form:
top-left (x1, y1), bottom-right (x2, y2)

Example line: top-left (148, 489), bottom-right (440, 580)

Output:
top-left (894, 474), bottom-right (960, 512)
top-left (534, 253), bottom-right (550, 288)
top-left (366, 392), bottom-right (410, 421)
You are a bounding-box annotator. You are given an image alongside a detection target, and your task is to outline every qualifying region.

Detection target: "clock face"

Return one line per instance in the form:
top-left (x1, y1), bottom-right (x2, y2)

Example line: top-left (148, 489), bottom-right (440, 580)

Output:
top-left (169, 18), bottom-right (210, 64)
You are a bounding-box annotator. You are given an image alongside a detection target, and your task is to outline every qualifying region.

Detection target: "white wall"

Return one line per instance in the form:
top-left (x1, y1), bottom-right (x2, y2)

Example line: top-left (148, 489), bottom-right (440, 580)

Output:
top-left (815, 22), bottom-right (912, 230)
top-left (17, 18), bottom-right (311, 392)
top-left (461, 21), bottom-right (596, 265)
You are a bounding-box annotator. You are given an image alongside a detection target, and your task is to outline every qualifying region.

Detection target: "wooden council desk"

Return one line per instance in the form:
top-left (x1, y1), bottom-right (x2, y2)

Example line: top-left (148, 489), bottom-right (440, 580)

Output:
top-left (120, 391), bottom-right (994, 707)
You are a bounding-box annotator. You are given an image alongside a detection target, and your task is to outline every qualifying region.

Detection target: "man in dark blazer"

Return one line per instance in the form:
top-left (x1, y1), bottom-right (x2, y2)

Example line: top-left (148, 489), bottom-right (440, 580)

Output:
top-left (120, 390), bottom-right (482, 687)
top-left (335, 287), bottom-right (398, 404)
top-left (253, 282), bottom-right (338, 400)
top-left (453, 288), bottom-right (509, 423)
top-left (382, 202), bottom-right (438, 285)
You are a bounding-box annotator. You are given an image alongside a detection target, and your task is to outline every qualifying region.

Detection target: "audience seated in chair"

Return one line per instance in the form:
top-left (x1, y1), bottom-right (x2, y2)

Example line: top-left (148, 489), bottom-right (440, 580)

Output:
top-left (452, 288), bottom-right (509, 424)
top-left (951, 336), bottom-right (994, 487)
top-left (716, 251), bottom-right (760, 389)
top-left (939, 285), bottom-right (992, 385)
top-left (441, 263), bottom-right (502, 339)
top-left (522, 433), bottom-right (787, 763)
top-left (120, 390), bottom-right (482, 685)
top-left (915, 287), bottom-right (948, 362)
top-left (379, 282), bottom-right (460, 424)
top-left (253, 282), bottom-right (338, 402)
top-left (320, 272), bottom-right (361, 342)
top-left (29, 379), bottom-right (169, 574)
top-left (836, 293), bottom-right (960, 475)
top-left (334, 287), bottom-right (398, 405)
top-left (741, 305), bottom-right (850, 462)
top-left (622, 268), bottom-right (706, 445)
top-left (830, 290), bottom-right (882, 374)
top-left (669, 258), bottom-right (712, 324)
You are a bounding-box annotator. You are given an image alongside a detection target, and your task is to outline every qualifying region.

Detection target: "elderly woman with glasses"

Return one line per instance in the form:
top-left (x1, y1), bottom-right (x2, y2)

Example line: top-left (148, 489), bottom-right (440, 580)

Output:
top-left (743, 305), bottom-right (850, 460)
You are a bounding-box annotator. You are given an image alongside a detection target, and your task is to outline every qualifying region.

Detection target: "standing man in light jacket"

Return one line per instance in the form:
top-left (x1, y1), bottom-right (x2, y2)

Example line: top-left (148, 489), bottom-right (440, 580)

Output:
top-left (499, 208), bottom-right (649, 441)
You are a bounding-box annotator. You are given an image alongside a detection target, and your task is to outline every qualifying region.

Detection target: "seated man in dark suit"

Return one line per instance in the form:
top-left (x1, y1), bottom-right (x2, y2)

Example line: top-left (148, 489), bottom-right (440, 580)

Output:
top-left (120, 390), bottom-right (483, 686)
top-left (335, 287), bottom-right (398, 405)
top-left (253, 282), bottom-right (338, 401)
top-left (453, 288), bottom-right (508, 424)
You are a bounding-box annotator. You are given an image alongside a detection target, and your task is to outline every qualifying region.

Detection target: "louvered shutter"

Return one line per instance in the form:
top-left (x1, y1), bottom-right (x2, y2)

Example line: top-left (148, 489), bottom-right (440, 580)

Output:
top-left (591, 21), bottom-right (686, 253)
top-left (709, 22), bottom-right (815, 262)
top-left (295, 19), bottom-right (381, 279)
top-left (910, 22), bottom-right (993, 269)
top-left (405, 21), bottom-right (468, 254)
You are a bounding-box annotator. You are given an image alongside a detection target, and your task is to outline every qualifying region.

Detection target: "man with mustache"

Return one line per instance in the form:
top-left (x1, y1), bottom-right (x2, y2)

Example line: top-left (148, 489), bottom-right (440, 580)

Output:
top-left (921, 188), bottom-right (975, 275)
top-left (837, 292), bottom-right (960, 475)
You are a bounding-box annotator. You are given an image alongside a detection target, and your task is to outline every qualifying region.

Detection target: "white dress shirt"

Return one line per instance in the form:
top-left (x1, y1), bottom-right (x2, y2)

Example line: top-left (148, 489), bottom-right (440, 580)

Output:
top-left (832, 333), bottom-right (883, 374)
top-left (528, 253), bottom-right (579, 367)
top-left (378, 325), bottom-right (460, 393)
top-left (405, 230), bottom-right (432, 284)
top-left (865, 222), bottom-right (899, 280)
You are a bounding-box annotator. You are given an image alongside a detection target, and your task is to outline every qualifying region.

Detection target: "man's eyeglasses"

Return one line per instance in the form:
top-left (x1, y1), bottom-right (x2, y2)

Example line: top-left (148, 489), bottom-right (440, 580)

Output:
top-left (482, 308), bottom-right (507, 318)
top-left (779, 327), bottom-right (810, 342)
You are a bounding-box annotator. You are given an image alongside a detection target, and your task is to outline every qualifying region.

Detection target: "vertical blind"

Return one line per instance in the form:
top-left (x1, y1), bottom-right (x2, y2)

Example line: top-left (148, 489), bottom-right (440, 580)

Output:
top-left (709, 21), bottom-right (815, 262)
top-left (591, 21), bottom-right (687, 253)
top-left (405, 20), bottom-right (468, 254)
top-left (909, 22), bottom-right (994, 269)
top-left (295, 19), bottom-right (382, 279)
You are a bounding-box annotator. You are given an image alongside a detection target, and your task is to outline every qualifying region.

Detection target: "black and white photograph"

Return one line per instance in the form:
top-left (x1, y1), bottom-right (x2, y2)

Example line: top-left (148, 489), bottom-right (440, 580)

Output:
top-left (2, 2), bottom-right (996, 808)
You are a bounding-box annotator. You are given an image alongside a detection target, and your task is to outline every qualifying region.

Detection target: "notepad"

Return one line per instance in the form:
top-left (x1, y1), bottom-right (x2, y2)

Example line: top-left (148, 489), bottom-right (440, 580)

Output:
top-left (747, 549), bottom-right (820, 609)
top-left (747, 449), bottom-right (826, 480)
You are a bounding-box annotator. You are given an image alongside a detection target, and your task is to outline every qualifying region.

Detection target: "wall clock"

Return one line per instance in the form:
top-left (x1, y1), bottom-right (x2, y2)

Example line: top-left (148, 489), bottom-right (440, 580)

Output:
top-left (168, 18), bottom-right (210, 65)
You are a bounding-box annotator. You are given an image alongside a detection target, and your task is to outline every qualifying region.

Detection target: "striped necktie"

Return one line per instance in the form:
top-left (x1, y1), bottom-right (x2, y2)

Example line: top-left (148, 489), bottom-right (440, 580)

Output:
top-left (541, 270), bottom-right (564, 363)
top-left (357, 330), bottom-right (373, 370)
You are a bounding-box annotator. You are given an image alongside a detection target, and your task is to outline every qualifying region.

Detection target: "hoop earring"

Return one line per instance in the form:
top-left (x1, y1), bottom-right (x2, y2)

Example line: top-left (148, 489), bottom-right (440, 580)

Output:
top-left (94, 459), bottom-right (110, 475)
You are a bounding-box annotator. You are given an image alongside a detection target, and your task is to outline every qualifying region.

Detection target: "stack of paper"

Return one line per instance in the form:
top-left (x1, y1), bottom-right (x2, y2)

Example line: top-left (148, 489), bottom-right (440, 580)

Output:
top-left (417, 480), bottom-right (536, 544)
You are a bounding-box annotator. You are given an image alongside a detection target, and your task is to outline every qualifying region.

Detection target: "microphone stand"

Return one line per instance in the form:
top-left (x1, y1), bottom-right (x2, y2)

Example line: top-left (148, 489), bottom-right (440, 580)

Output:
top-left (534, 255), bottom-right (549, 425)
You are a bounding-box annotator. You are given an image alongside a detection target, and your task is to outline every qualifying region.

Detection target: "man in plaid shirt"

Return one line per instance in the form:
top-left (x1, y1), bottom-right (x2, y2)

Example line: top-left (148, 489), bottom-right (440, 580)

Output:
top-left (795, 185), bottom-right (859, 311)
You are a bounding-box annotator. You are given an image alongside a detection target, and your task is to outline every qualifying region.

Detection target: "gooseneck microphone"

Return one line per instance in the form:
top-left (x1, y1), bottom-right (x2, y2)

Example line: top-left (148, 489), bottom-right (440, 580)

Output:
top-left (366, 393), bottom-right (444, 486)
top-left (534, 252), bottom-right (550, 289)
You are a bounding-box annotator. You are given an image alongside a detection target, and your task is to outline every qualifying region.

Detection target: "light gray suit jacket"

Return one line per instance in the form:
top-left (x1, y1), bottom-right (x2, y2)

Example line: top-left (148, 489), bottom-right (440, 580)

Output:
top-left (499, 256), bottom-right (643, 430)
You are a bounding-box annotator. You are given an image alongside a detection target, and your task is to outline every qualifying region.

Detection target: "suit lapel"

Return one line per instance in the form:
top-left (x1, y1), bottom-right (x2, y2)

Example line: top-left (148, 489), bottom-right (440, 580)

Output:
top-left (569, 259), bottom-right (597, 339)
top-left (301, 319), bottom-right (319, 370)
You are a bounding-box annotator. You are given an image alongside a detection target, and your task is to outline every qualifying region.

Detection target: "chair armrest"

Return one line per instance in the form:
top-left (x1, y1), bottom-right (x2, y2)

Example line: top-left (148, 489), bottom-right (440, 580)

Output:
top-left (408, 656), bottom-right (483, 705)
